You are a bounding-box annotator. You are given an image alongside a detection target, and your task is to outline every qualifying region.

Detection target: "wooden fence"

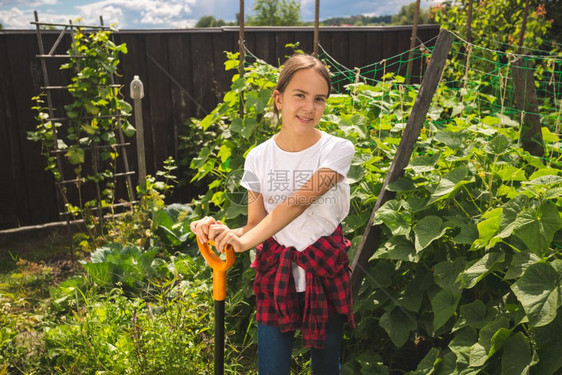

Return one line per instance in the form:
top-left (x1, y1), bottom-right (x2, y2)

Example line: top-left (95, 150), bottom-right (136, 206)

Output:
top-left (0, 25), bottom-right (440, 230)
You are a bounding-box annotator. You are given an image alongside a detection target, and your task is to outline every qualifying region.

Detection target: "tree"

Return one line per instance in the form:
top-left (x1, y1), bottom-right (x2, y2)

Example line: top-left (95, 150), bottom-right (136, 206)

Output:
top-left (195, 15), bottom-right (226, 28)
top-left (391, 1), bottom-right (434, 25)
top-left (433, 0), bottom-right (552, 52)
top-left (247, 0), bottom-right (302, 26)
top-left (542, 0), bottom-right (561, 43)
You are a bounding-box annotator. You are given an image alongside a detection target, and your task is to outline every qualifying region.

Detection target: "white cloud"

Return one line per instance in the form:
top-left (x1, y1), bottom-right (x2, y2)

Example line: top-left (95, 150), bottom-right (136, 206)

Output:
top-left (0, 0), bottom-right (57, 6)
top-left (29, 0), bottom-right (59, 5)
top-left (0, 7), bottom-right (30, 28)
top-left (76, 0), bottom-right (197, 28)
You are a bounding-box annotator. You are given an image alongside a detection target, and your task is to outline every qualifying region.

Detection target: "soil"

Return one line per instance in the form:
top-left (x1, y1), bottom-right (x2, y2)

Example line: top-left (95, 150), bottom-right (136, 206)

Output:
top-left (0, 225), bottom-right (80, 278)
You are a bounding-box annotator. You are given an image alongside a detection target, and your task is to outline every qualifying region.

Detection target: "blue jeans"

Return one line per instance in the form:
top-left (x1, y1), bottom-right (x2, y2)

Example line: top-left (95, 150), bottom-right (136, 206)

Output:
top-left (257, 293), bottom-right (345, 375)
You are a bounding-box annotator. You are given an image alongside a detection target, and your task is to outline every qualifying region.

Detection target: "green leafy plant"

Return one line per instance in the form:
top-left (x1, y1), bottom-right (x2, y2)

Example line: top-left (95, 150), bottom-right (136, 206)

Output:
top-left (185, 51), bottom-right (561, 374)
top-left (28, 26), bottom-right (133, 229)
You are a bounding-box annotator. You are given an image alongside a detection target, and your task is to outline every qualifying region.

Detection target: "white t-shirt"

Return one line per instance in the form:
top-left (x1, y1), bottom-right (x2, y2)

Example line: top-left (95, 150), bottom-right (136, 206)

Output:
top-left (240, 131), bottom-right (355, 292)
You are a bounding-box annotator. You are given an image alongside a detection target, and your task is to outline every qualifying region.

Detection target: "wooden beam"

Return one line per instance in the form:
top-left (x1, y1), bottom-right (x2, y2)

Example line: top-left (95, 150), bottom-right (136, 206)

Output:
top-left (518, 0), bottom-right (530, 54)
top-left (239, 0), bottom-right (245, 118)
top-left (313, 0), bottom-right (320, 56)
top-left (406, 0), bottom-right (421, 83)
top-left (350, 29), bottom-right (453, 299)
top-left (466, 0), bottom-right (473, 44)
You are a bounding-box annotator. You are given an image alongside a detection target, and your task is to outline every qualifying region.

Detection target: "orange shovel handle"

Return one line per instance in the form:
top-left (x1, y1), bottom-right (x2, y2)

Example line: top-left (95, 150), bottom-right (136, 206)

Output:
top-left (196, 237), bottom-right (235, 301)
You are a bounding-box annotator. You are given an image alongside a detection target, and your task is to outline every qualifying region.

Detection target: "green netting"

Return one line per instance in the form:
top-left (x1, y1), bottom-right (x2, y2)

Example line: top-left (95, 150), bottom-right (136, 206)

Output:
top-left (318, 31), bottom-right (562, 135)
top-left (240, 30), bottom-right (561, 151)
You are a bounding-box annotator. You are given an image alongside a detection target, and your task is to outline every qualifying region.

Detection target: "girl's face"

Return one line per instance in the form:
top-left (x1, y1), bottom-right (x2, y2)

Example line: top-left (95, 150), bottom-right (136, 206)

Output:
top-left (273, 68), bottom-right (329, 135)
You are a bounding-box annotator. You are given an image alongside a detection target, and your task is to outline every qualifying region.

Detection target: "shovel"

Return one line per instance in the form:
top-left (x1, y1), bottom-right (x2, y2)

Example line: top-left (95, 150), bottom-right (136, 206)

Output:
top-left (196, 237), bottom-right (235, 375)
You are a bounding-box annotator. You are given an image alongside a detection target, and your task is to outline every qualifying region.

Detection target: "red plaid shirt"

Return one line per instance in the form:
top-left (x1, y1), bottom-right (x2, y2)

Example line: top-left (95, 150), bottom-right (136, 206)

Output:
top-left (251, 225), bottom-right (355, 349)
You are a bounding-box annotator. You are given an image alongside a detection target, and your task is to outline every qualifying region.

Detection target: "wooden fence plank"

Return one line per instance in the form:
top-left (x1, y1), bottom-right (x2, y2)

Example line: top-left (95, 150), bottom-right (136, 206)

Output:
top-left (0, 34), bottom-right (20, 228)
top-left (0, 26), bottom-right (440, 230)
top-left (146, 33), bottom-right (174, 172)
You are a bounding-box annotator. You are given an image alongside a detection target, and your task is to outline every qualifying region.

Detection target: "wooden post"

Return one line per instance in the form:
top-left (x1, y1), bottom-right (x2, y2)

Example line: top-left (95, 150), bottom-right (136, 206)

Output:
top-left (518, 0), bottom-right (530, 54)
top-left (511, 58), bottom-right (544, 156)
top-left (313, 0), bottom-right (320, 56)
top-left (350, 29), bottom-right (453, 299)
top-left (239, 0), bottom-right (245, 118)
top-left (466, 0), bottom-right (473, 45)
top-left (463, 0), bottom-right (474, 85)
top-left (406, 0), bottom-right (421, 84)
top-left (130, 75), bottom-right (146, 186)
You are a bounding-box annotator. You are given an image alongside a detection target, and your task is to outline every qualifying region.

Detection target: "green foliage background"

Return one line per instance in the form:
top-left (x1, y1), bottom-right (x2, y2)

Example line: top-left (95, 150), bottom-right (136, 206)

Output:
top-left (3, 2), bottom-right (562, 374)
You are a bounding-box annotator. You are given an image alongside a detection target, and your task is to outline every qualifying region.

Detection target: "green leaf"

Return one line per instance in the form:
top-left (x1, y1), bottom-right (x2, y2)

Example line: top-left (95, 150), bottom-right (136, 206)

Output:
top-left (82, 262), bottom-right (111, 286)
top-left (474, 208), bottom-right (502, 248)
top-left (453, 300), bottom-right (491, 331)
top-left (83, 102), bottom-right (100, 115)
top-left (495, 166), bottom-right (527, 182)
top-left (431, 288), bottom-right (461, 331)
top-left (482, 115), bottom-right (501, 126)
top-left (483, 133), bottom-right (510, 155)
top-left (241, 118), bottom-right (258, 139)
top-left (434, 352), bottom-right (457, 375)
top-left (469, 318), bottom-right (510, 367)
top-left (413, 215), bottom-right (446, 252)
top-left (427, 166), bottom-right (474, 205)
top-left (224, 201), bottom-right (246, 219)
top-left (374, 200), bottom-right (411, 237)
top-left (224, 57), bottom-right (239, 70)
top-left (489, 327), bottom-right (512, 360)
top-left (541, 126), bottom-right (560, 143)
top-left (366, 261), bottom-right (395, 289)
top-left (449, 327), bottom-right (477, 370)
top-left (379, 307), bottom-right (417, 347)
top-left (435, 130), bottom-right (464, 149)
top-left (231, 76), bottom-right (245, 92)
top-left (453, 222), bottom-right (479, 245)
top-left (397, 278), bottom-right (424, 312)
top-left (373, 236), bottom-right (417, 263)
top-left (522, 174), bottom-right (562, 186)
top-left (433, 258), bottom-right (465, 291)
top-left (511, 262), bottom-right (560, 327)
top-left (512, 202), bottom-right (562, 256)
top-left (457, 252), bottom-right (505, 289)
top-left (495, 195), bottom-right (528, 240)
top-left (500, 332), bottom-right (532, 375)
top-left (200, 113), bottom-right (215, 130)
top-left (505, 252), bottom-right (541, 280)
top-left (529, 168), bottom-right (560, 180)
top-left (386, 177), bottom-right (415, 192)
top-left (217, 143), bottom-right (232, 163)
top-left (66, 146), bottom-right (85, 165)
top-left (408, 153), bottom-right (440, 173)
top-left (531, 313), bottom-right (562, 374)
top-left (122, 121), bottom-right (136, 137)
top-left (230, 117), bottom-right (243, 134)
top-left (190, 147), bottom-right (212, 170)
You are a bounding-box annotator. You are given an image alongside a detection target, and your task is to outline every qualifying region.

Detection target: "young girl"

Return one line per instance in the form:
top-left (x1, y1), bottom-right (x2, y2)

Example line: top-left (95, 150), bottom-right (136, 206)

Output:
top-left (190, 54), bottom-right (355, 375)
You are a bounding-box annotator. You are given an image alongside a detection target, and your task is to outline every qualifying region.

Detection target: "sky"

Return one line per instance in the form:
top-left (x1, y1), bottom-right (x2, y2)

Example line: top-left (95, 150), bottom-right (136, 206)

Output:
top-left (0, 0), bottom-right (438, 29)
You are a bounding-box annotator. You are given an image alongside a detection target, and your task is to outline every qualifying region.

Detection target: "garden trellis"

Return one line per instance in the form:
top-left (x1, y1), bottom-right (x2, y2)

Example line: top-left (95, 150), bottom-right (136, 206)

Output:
top-left (30, 12), bottom-right (136, 228)
top-left (321, 30), bottom-right (562, 293)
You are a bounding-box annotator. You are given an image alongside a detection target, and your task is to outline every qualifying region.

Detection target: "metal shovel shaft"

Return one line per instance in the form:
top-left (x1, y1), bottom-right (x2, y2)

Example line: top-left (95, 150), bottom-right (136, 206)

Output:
top-left (215, 300), bottom-right (225, 375)
top-left (196, 238), bottom-right (235, 375)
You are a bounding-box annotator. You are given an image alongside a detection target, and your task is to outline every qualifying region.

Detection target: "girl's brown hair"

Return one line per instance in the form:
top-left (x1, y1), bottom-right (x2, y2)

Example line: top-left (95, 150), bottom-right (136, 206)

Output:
top-left (272, 54), bottom-right (331, 119)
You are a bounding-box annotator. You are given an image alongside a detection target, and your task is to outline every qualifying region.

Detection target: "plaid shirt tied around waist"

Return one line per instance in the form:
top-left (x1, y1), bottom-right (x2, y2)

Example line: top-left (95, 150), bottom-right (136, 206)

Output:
top-left (251, 225), bottom-right (355, 349)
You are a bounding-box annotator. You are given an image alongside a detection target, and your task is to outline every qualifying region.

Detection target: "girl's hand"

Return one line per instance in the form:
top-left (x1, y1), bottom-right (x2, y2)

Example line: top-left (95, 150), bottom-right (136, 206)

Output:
top-left (213, 228), bottom-right (246, 254)
top-left (207, 222), bottom-right (230, 243)
top-left (189, 216), bottom-right (219, 244)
